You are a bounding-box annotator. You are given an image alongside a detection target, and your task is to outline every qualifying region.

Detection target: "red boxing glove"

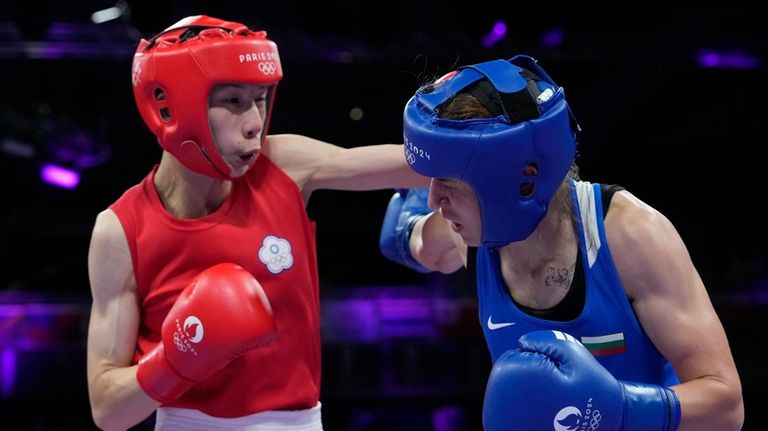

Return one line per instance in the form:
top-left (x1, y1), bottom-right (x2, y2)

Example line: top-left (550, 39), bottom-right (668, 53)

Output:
top-left (137, 263), bottom-right (276, 403)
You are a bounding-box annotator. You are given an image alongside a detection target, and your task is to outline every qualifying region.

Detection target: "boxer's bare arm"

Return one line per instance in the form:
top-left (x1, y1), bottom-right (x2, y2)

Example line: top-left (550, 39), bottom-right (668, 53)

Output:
top-left (263, 134), bottom-right (429, 201)
top-left (411, 210), bottom-right (466, 273)
top-left (607, 191), bottom-right (743, 430)
top-left (87, 209), bottom-right (159, 430)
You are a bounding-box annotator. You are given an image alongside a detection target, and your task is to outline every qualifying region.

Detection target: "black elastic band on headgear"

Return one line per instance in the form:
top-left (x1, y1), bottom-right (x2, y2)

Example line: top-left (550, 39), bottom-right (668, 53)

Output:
top-left (466, 68), bottom-right (545, 123)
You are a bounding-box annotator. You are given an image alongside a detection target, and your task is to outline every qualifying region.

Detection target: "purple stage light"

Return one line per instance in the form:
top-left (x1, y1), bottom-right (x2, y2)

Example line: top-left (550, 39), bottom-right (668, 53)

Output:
top-left (491, 21), bottom-right (507, 37)
top-left (540, 26), bottom-right (565, 48)
top-left (1, 348), bottom-right (15, 397)
top-left (432, 405), bottom-right (464, 431)
top-left (697, 50), bottom-right (760, 70)
top-left (482, 20), bottom-right (507, 49)
top-left (321, 286), bottom-right (479, 342)
top-left (40, 164), bottom-right (79, 189)
top-left (0, 296), bottom-right (90, 398)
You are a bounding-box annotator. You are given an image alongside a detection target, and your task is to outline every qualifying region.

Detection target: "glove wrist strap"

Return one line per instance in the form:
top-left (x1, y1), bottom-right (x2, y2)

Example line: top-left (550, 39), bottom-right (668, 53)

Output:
top-left (622, 382), bottom-right (681, 431)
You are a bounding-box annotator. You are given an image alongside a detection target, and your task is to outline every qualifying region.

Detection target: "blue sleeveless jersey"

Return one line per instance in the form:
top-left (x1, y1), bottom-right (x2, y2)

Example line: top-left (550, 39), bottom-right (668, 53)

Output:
top-left (476, 181), bottom-right (679, 385)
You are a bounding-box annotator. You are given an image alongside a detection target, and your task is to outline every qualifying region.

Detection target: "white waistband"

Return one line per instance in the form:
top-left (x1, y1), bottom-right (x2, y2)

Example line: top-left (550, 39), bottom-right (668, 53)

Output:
top-left (155, 403), bottom-right (323, 431)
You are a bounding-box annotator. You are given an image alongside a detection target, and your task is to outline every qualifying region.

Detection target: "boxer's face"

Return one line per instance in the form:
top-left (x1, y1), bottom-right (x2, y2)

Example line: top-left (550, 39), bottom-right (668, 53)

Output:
top-left (208, 83), bottom-right (269, 177)
top-left (429, 178), bottom-right (482, 246)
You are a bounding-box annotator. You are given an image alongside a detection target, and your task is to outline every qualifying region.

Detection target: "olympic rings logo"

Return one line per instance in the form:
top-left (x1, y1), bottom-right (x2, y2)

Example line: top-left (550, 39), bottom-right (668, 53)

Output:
top-left (258, 62), bottom-right (277, 75)
top-left (405, 150), bottom-right (416, 165)
top-left (173, 331), bottom-right (188, 352)
top-left (587, 410), bottom-right (602, 431)
top-left (404, 139), bottom-right (430, 165)
top-left (169, 316), bottom-right (201, 356)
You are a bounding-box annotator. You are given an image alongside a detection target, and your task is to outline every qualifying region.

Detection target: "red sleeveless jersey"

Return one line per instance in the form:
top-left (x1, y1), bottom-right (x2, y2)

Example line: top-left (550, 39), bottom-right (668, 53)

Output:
top-left (110, 155), bottom-right (321, 417)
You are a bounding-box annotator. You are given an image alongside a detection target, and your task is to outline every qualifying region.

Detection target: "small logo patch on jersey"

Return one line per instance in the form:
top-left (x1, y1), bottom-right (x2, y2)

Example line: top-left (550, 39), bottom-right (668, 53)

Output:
top-left (581, 332), bottom-right (626, 356)
top-left (258, 234), bottom-right (294, 274)
top-left (487, 315), bottom-right (515, 330)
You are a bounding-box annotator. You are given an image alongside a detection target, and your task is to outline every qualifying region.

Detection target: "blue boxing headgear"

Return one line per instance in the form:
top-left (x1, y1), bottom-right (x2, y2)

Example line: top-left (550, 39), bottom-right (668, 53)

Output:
top-left (403, 55), bottom-right (579, 248)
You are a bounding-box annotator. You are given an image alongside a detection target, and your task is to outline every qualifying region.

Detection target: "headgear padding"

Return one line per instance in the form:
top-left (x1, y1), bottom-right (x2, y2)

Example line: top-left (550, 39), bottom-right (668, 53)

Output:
top-left (403, 55), bottom-right (578, 247)
top-left (132, 15), bottom-right (283, 179)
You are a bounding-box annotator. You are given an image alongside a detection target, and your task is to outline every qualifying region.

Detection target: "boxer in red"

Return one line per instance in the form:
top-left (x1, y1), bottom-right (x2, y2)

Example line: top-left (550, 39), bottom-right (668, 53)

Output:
top-left (86, 15), bottom-right (427, 430)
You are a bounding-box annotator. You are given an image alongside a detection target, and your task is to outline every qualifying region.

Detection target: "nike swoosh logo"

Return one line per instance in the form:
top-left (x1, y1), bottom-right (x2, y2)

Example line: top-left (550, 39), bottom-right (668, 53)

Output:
top-left (487, 315), bottom-right (515, 330)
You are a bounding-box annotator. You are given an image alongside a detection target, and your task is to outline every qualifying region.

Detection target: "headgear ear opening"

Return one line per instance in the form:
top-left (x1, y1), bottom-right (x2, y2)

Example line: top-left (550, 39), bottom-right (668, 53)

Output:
top-left (403, 55), bottom-right (579, 248)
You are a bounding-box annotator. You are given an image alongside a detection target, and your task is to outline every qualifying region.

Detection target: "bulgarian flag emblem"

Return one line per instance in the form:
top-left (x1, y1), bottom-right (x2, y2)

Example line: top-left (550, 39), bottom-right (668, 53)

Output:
top-left (581, 333), bottom-right (626, 356)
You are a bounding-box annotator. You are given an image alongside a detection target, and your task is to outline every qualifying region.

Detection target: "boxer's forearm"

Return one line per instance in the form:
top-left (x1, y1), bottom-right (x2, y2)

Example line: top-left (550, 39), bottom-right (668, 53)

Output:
top-left (89, 364), bottom-right (159, 431)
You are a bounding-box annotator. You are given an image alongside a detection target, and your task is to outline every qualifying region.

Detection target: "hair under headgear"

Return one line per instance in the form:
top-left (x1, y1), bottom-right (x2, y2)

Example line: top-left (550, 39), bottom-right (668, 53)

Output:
top-left (403, 55), bottom-right (579, 247)
top-left (132, 15), bottom-right (283, 179)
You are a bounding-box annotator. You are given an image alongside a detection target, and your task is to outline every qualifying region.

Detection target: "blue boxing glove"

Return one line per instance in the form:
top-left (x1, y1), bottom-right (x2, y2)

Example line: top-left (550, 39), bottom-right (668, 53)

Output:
top-left (379, 188), bottom-right (433, 273)
top-left (483, 330), bottom-right (680, 431)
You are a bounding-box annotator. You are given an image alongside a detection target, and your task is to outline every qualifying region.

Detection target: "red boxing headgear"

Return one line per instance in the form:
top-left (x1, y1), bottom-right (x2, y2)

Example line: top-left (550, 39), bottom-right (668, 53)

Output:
top-left (131, 15), bottom-right (283, 179)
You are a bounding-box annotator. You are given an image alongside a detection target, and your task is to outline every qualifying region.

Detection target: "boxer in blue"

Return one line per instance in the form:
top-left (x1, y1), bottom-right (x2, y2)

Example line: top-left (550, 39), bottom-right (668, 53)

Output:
top-left (380, 55), bottom-right (743, 430)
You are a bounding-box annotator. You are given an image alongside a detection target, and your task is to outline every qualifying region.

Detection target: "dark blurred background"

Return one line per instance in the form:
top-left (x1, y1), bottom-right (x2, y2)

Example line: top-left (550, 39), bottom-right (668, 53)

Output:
top-left (1, 1), bottom-right (766, 430)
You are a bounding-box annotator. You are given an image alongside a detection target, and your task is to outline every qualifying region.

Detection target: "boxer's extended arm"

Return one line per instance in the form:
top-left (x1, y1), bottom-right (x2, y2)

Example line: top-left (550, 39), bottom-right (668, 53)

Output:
top-left (379, 188), bottom-right (434, 273)
top-left (379, 187), bottom-right (465, 274)
top-left (87, 209), bottom-right (158, 431)
top-left (377, 186), bottom-right (465, 274)
top-left (410, 202), bottom-right (466, 273)
top-left (263, 134), bottom-right (430, 200)
top-left (607, 191), bottom-right (744, 431)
